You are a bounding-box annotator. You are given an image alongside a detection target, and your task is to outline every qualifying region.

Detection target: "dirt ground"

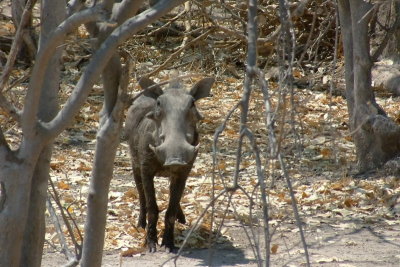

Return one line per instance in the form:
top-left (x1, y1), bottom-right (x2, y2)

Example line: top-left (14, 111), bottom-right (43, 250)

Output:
top-left (40, 80), bottom-right (400, 267)
top-left (42, 217), bottom-right (400, 267)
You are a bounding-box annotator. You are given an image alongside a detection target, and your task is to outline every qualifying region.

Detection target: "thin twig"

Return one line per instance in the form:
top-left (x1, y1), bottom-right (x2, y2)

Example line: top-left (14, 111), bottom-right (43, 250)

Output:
top-left (243, 126), bottom-right (270, 267)
top-left (46, 195), bottom-right (75, 260)
top-left (258, 67), bottom-right (310, 266)
top-left (327, 4), bottom-right (340, 164)
top-left (206, 192), bottom-right (234, 266)
top-left (309, 13), bottom-right (336, 64)
top-left (297, 11), bottom-right (317, 65)
top-left (230, 187), bottom-right (262, 266)
top-left (161, 189), bottom-right (228, 267)
top-left (48, 177), bottom-right (82, 261)
top-left (180, 2), bottom-right (191, 49)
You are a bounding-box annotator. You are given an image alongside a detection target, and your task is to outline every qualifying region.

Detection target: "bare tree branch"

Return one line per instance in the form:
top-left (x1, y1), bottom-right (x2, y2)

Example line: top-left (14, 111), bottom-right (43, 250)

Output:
top-left (276, 0), bottom-right (310, 265)
top-left (111, 0), bottom-right (144, 24)
top-left (67, 0), bottom-right (87, 17)
top-left (80, 51), bottom-right (131, 266)
top-left (21, 6), bottom-right (107, 141)
top-left (44, 0), bottom-right (187, 140)
top-left (0, 0), bottom-right (36, 92)
top-left (371, 3), bottom-right (400, 61)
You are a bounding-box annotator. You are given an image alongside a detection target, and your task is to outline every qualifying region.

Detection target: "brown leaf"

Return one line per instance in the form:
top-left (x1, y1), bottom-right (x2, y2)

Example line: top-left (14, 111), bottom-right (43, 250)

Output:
top-left (121, 247), bottom-right (146, 257)
top-left (320, 148), bottom-right (331, 158)
top-left (58, 181), bottom-right (70, 190)
top-left (301, 191), bottom-right (310, 199)
top-left (344, 198), bottom-right (358, 208)
top-left (271, 244), bottom-right (279, 254)
top-left (123, 188), bottom-right (138, 200)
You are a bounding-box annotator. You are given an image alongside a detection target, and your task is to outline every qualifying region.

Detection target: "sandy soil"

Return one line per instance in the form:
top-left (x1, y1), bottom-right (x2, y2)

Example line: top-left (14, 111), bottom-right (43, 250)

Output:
top-left (42, 218), bottom-right (400, 267)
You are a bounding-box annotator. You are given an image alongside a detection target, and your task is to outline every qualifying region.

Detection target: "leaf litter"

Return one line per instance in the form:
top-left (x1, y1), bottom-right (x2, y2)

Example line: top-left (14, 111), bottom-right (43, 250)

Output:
top-left (43, 70), bottom-right (400, 261)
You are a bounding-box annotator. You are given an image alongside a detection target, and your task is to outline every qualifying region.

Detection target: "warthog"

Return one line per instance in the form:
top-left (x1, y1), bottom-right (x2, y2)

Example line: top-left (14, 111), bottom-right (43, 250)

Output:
top-left (124, 76), bottom-right (214, 252)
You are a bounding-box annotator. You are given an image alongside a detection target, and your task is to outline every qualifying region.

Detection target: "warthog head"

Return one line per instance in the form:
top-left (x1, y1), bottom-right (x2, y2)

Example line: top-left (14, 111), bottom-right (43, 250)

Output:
top-left (139, 77), bottom-right (214, 168)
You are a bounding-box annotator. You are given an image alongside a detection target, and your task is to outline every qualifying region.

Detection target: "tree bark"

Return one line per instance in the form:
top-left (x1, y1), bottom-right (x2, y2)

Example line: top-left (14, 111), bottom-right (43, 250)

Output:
top-left (0, 143), bottom-right (43, 267)
top-left (19, 1), bottom-right (64, 266)
top-left (337, 0), bottom-right (355, 118)
top-left (96, 0), bottom-right (143, 120)
top-left (80, 0), bottom-right (185, 265)
top-left (80, 57), bottom-right (128, 267)
top-left (80, 1), bottom-right (142, 265)
top-left (339, 0), bottom-right (400, 172)
top-left (0, 1), bottom-right (186, 265)
top-left (0, 5), bottom-right (102, 267)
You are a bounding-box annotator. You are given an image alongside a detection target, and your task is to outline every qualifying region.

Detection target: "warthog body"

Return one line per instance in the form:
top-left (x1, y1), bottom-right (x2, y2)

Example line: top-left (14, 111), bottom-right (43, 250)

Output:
top-left (124, 77), bottom-right (214, 252)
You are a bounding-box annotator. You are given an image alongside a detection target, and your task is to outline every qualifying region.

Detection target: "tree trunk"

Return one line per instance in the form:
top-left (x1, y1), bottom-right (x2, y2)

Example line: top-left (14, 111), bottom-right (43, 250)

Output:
top-left (80, 1), bottom-right (140, 265)
top-left (0, 143), bottom-right (42, 267)
top-left (0, 0), bottom-right (186, 265)
top-left (80, 131), bottom-right (120, 266)
top-left (80, 64), bottom-right (128, 265)
top-left (19, 1), bottom-right (64, 265)
top-left (80, 0), bottom-right (187, 264)
top-left (339, 0), bottom-right (400, 173)
top-left (337, 0), bottom-right (355, 118)
top-left (20, 148), bottom-right (52, 267)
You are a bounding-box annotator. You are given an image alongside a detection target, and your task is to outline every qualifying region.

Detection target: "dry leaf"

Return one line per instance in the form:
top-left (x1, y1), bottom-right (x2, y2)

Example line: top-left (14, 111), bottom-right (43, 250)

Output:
top-left (271, 244), bottom-right (279, 254)
top-left (57, 181), bottom-right (70, 190)
top-left (320, 148), bottom-right (331, 158)
top-left (121, 247), bottom-right (146, 257)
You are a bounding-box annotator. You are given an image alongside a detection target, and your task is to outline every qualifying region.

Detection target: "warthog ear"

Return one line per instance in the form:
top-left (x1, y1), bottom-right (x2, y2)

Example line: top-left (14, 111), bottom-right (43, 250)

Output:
top-left (139, 77), bottom-right (163, 99)
top-left (189, 77), bottom-right (214, 101)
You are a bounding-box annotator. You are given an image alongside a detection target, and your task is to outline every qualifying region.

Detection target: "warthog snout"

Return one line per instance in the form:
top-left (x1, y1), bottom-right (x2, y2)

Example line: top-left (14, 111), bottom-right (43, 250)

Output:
top-left (149, 142), bottom-right (200, 167)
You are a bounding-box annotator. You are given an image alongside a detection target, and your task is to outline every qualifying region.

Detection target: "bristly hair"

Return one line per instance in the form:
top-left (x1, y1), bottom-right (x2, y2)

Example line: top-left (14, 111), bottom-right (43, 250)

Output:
top-left (169, 69), bottom-right (182, 89)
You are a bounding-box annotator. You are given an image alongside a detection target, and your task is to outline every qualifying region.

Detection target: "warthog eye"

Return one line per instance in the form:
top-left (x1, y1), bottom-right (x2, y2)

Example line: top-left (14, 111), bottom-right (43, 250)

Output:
top-left (154, 99), bottom-right (162, 118)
